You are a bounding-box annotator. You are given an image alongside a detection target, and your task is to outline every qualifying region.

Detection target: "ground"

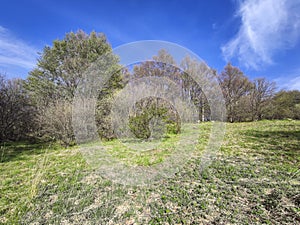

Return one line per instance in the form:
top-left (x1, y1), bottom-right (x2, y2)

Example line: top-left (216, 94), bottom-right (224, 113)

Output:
top-left (0, 120), bottom-right (299, 224)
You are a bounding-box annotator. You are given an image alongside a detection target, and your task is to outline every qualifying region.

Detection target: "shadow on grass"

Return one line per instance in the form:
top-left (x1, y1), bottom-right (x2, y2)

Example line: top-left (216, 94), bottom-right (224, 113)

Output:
top-left (0, 141), bottom-right (52, 163)
top-left (242, 130), bottom-right (300, 152)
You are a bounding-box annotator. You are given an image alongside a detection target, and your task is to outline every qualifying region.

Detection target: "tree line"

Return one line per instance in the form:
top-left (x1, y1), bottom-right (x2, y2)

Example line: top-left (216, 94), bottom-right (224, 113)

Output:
top-left (0, 30), bottom-right (299, 145)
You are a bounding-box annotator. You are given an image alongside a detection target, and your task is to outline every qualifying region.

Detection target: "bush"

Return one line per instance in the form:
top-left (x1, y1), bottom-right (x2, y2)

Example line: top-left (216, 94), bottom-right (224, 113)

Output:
top-left (0, 76), bottom-right (35, 142)
top-left (35, 100), bottom-right (75, 147)
top-left (129, 97), bottom-right (180, 140)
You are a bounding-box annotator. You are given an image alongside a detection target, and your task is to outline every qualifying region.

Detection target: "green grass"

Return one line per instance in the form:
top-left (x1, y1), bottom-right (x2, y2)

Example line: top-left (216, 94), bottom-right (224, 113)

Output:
top-left (101, 132), bottom-right (179, 166)
top-left (82, 123), bottom-right (206, 167)
top-left (0, 120), bottom-right (299, 224)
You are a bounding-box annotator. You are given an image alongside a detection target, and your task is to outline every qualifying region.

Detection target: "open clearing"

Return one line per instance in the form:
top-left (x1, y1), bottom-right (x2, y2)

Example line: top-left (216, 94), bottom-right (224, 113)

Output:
top-left (0, 120), bottom-right (299, 224)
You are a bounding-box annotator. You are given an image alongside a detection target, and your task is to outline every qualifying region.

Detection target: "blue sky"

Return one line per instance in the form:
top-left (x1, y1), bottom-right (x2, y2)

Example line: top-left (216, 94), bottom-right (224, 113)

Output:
top-left (1, 0), bottom-right (300, 90)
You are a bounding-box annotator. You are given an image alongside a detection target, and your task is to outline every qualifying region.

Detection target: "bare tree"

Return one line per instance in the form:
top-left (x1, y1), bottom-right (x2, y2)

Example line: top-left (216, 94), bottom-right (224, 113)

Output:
top-left (250, 78), bottom-right (276, 120)
top-left (0, 75), bottom-right (34, 141)
top-left (180, 55), bottom-right (212, 121)
top-left (35, 100), bottom-right (74, 146)
top-left (218, 63), bottom-right (252, 122)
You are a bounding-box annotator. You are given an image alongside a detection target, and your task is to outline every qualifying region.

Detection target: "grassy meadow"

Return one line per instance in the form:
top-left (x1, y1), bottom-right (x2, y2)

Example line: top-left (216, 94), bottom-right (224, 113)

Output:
top-left (0, 120), bottom-right (299, 224)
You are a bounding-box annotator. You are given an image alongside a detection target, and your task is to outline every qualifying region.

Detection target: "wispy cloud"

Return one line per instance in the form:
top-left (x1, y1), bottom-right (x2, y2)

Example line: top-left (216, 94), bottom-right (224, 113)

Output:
top-left (287, 76), bottom-right (300, 90)
top-left (0, 26), bottom-right (38, 71)
top-left (222, 0), bottom-right (300, 70)
top-left (275, 76), bottom-right (300, 90)
top-left (275, 69), bottom-right (300, 90)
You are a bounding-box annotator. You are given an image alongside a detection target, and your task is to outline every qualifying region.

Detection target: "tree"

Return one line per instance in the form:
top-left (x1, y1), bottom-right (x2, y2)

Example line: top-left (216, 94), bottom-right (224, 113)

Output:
top-left (234, 95), bottom-right (252, 122)
top-left (0, 75), bottom-right (34, 141)
top-left (26, 30), bottom-right (115, 104)
top-left (250, 78), bottom-right (276, 120)
top-left (133, 49), bottom-right (180, 81)
top-left (129, 97), bottom-right (181, 139)
top-left (218, 63), bottom-right (252, 122)
top-left (25, 30), bottom-right (122, 144)
top-left (270, 90), bottom-right (300, 120)
top-left (180, 55), bottom-right (212, 121)
top-left (133, 50), bottom-right (212, 122)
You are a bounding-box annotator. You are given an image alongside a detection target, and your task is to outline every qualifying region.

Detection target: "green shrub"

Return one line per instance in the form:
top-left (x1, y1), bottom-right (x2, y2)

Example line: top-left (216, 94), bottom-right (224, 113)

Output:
top-left (129, 97), bottom-right (180, 140)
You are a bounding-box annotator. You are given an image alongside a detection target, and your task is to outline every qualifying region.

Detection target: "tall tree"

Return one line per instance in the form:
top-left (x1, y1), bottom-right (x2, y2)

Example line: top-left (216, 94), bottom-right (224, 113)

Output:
top-left (133, 49), bottom-right (180, 81)
top-left (218, 63), bottom-right (252, 122)
top-left (26, 30), bottom-right (116, 105)
top-left (25, 30), bottom-right (122, 144)
top-left (250, 78), bottom-right (276, 120)
top-left (132, 50), bottom-right (216, 122)
top-left (180, 55), bottom-right (212, 121)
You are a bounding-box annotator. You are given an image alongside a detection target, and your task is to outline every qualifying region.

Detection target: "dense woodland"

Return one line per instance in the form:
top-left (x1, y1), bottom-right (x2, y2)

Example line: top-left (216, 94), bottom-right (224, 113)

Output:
top-left (0, 30), bottom-right (299, 145)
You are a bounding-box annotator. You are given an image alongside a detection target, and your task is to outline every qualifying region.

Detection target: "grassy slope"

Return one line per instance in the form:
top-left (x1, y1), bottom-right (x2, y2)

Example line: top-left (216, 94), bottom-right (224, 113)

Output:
top-left (0, 120), bottom-right (299, 224)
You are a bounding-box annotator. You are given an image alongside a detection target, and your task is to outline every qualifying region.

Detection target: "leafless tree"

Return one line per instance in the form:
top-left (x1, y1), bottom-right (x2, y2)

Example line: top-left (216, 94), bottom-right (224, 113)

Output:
top-left (250, 78), bottom-right (276, 120)
top-left (218, 63), bottom-right (252, 122)
top-left (0, 75), bottom-right (35, 141)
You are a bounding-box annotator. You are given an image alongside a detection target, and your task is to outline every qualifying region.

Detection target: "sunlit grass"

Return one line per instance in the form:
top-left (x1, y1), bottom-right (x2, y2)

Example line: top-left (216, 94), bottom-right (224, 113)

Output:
top-left (0, 120), bottom-right (299, 224)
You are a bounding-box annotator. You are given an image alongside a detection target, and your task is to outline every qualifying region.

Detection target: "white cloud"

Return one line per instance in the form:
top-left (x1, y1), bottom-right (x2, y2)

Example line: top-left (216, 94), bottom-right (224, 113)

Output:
top-left (275, 75), bottom-right (300, 90)
top-left (222, 0), bottom-right (300, 70)
top-left (274, 66), bottom-right (300, 90)
top-left (0, 26), bottom-right (38, 71)
top-left (288, 76), bottom-right (300, 90)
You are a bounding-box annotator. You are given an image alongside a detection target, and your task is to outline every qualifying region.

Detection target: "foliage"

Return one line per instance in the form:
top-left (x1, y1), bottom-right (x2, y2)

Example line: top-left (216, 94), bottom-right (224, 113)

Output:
top-left (133, 50), bottom-right (211, 122)
top-left (129, 97), bottom-right (180, 139)
top-left (269, 90), bottom-right (300, 120)
top-left (218, 63), bottom-right (252, 122)
top-left (217, 64), bottom-right (278, 122)
top-left (180, 55), bottom-right (212, 121)
top-left (0, 75), bottom-right (35, 142)
top-left (35, 100), bottom-right (74, 146)
top-left (1, 36), bottom-right (299, 145)
top-left (25, 30), bottom-right (123, 144)
top-left (26, 30), bottom-right (113, 103)
top-left (95, 68), bottom-right (128, 140)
